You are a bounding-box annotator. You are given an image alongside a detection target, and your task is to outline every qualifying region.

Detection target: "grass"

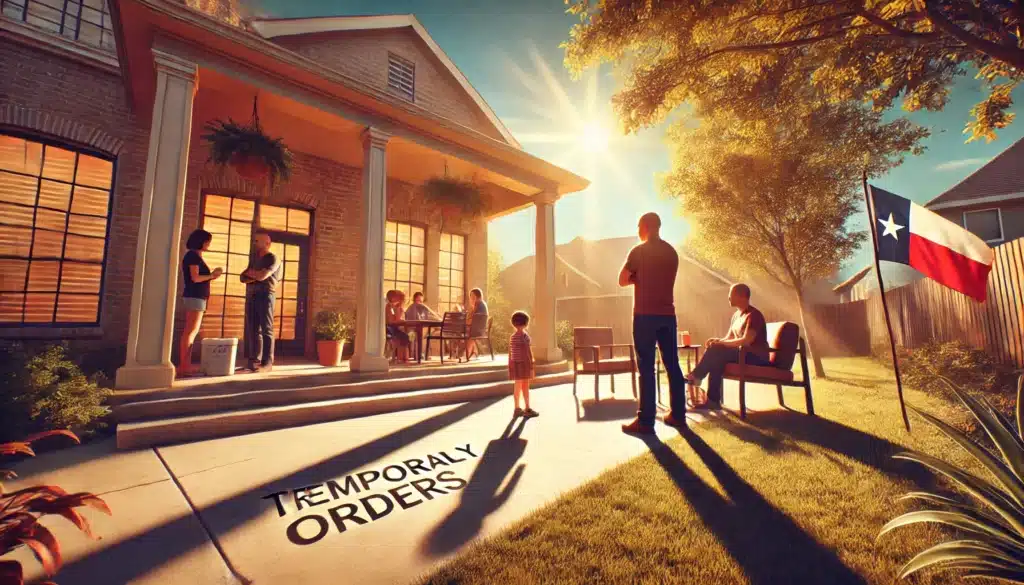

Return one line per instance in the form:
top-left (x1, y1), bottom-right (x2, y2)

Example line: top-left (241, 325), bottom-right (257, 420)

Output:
top-left (418, 357), bottom-right (1002, 585)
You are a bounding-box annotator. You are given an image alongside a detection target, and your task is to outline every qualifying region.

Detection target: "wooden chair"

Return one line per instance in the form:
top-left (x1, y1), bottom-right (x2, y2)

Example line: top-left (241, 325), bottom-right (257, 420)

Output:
top-left (467, 316), bottom-right (495, 361)
top-left (572, 327), bottom-right (637, 402)
top-left (425, 312), bottom-right (469, 364)
top-left (723, 321), bottom-right (814, 419)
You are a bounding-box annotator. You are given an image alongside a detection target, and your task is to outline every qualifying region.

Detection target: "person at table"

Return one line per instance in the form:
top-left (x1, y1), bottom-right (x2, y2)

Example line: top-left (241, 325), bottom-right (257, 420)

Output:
top-left (466, 287), bottom-right (488, 359)
top-left (686, 283), bottom-right (771, 410)
top-left (176, 229), bottom-right (223, 377)
top-left (240, 230), bottom-right (282, 373)
top-left (619, 212), bottom-right (687, 434)
top-left (385, 289), bottom-right (411, 363)
top-left (405, 291), bottom-right (440, 321)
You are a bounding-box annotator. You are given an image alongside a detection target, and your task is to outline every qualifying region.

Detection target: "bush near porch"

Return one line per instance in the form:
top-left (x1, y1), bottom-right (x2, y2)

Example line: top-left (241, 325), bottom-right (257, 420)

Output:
top-left (419, 357), bottom-right (1008, 585)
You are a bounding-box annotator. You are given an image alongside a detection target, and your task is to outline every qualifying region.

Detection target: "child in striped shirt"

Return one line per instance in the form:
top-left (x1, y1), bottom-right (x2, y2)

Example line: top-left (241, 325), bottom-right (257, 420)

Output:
top-left (508, 311), bottom-right (538, 418)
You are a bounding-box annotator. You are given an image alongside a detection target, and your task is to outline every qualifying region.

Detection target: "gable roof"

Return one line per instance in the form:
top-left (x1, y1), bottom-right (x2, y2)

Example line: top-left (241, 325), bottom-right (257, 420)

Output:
top-left (925, 137), bottom-right (1024, 209)
top-left (832, 265), bottom-right (872, 293)
top-left (555, 254), bottom-right (603, 289)
top-left (248, 14), bottom-right (521, 149)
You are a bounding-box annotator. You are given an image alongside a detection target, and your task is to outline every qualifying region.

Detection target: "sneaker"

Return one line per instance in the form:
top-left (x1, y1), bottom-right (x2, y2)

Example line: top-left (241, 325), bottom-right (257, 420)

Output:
top-left (523, 408), bottom-right (539, 418)
top-left (621, 418), bottom-right (655, 435)
top-left (513, 407), bottom-right (524, 418)
top-left (663, 412), bottom-right (687, 429)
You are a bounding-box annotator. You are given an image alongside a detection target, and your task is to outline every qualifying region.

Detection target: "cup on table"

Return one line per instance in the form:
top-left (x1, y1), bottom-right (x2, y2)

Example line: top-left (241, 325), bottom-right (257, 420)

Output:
top-left (681, 331), bottom-right (691, 346)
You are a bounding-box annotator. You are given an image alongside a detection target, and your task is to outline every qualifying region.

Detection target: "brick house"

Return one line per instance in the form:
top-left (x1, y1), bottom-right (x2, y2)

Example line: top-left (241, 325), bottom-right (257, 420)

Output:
top-left (0, 1), bottom-right (588, 390)
top-left (925, 136), bottom-right (1024, 245)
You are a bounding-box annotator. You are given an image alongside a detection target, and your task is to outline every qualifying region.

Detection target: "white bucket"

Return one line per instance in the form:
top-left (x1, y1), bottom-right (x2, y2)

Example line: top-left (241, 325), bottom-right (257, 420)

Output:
top-left (200, 338), bottom-right (238, 377)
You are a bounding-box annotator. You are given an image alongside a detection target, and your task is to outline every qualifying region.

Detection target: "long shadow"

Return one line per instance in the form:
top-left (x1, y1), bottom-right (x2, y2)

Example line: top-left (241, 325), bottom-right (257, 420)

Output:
top-left (42, 398), bottom-right (502, 585)
top-left (644, 431), bottom-right (868, 585)
top-left (573, 396), bottom-right (638, 422)
top-left (698, 411), bottom-right (808, 456)
top-left (420, 417), bottom-right (528, 556)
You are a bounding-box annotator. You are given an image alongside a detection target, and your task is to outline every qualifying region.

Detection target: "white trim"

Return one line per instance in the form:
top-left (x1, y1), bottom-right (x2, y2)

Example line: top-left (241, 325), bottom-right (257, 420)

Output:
top-left (961, 207), bottom-right (1005, 245)
top-left (248, 15), bottom-right (522, 149)
top-left (926, 191), bottom-right (1024, 210)
top-left (0, 14), bottom-right (119, 73)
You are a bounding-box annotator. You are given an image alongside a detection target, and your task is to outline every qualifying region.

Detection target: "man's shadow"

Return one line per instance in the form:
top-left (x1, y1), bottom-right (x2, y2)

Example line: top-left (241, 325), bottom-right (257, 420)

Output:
top-left (421, 417), bottom-right (528, 556)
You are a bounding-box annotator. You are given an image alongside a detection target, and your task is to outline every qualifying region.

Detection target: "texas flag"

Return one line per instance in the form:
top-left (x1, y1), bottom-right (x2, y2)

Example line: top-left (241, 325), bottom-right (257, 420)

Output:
top-left (869, 185), bottom-right (994, 302)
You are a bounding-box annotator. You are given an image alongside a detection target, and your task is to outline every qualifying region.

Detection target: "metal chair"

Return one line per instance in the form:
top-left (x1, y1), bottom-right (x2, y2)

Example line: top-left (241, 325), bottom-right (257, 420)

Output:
top-left (425, 312), bottom-right (469, 364)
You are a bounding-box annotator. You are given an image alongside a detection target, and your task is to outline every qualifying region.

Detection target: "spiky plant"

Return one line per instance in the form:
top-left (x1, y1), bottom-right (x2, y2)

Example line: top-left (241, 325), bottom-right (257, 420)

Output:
top-left (201, 118), bottom-right (292, 186)
top-left (879, 374), bottom-right (1024, 583)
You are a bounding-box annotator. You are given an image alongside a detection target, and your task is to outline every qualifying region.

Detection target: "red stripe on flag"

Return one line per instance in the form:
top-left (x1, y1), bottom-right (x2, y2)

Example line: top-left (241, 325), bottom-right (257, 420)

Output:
top-left (908, 233), bottom-right (992, 302)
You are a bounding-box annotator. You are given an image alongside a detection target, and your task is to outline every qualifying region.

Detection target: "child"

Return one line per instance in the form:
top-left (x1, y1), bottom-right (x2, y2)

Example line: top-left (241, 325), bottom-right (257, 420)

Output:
top-left (508, 311), bottom-right (538, 418)
top-left (385, 290), bottom-right (411, 363)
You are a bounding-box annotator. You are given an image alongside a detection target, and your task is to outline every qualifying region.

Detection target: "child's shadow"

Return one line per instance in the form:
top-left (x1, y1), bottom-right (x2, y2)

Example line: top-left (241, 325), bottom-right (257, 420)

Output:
top-left (420, 417), bottom-right (528, 556)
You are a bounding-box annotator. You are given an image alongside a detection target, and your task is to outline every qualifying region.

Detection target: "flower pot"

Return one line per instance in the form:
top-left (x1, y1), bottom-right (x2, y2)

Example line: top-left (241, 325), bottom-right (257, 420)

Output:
top-left (317, 340), bottom-right (346, 367)
top-left (229, 153), bottom-right (270, 181)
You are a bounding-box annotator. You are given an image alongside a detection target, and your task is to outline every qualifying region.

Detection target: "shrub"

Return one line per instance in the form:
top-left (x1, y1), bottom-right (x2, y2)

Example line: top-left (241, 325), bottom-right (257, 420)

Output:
top-left (0, 345), bottom-right (111, 444)
top-left (1, 430), bottom-right (111, 585)
top-left (556, 320), bottom-right (574, 359)
top-left (313, 310), bottom-right (354, 342)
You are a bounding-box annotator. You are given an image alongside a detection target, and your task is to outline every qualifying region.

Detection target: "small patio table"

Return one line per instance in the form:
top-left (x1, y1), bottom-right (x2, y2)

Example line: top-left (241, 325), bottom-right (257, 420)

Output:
top-left (396, 319), bottom-right (443, 364)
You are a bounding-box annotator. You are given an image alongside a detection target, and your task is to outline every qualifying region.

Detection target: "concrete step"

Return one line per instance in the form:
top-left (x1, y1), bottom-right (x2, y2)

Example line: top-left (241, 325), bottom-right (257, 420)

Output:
top-left (112, 361), bottom-right (568, 423)
top-left (115, 371), bottom-right (573, 449)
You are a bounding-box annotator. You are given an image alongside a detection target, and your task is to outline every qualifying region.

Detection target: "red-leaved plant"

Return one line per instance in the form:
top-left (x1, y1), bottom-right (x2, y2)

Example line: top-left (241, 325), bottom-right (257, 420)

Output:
top-left (0, 430), bottom-right (111, 585)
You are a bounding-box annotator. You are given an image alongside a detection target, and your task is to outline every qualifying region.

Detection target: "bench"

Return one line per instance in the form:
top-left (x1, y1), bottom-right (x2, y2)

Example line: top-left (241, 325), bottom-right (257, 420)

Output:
top-left (723, 321), bottom-right (815, 419)
top-left (572, 326), bottom-right (637, 401)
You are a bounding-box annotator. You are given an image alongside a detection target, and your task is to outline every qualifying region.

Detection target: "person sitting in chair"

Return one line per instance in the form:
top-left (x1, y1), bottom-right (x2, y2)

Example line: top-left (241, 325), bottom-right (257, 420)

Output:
top-left (405, 291), bottom-right (440, 321)
top-left (465, 288), bottom-right (488, 359)
top-left (385, 289), bottom-right (411, 363)
top-left (686, 283), bottom-right (771, 409)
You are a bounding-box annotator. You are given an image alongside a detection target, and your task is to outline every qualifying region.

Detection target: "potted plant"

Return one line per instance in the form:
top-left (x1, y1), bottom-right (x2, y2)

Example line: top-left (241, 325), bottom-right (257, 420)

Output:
top-left (202, 96), bottom-right (292, 187)
top-left (313, 310), bottom-right (353, 367)
top-left (420, 168), bottom-right (486, 226)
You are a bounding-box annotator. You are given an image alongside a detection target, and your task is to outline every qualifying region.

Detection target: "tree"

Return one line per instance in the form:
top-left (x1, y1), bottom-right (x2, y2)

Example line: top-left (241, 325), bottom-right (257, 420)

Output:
top-left (486, 249), bottom-right (514, 353)
top-left (564, 0), bottom-right (1022, 142)
top-left (660, 98), bottom-right (927, 377)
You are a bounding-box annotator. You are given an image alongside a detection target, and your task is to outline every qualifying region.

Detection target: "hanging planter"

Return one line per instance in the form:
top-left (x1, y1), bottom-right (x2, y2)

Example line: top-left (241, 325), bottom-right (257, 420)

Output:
top-left (420, 163), bottom-right (486, 228)
top-left (202, 95), bottom-right (293, 188)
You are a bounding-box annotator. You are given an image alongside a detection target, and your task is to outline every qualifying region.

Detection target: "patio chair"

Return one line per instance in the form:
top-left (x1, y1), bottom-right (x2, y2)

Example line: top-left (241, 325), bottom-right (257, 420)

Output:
top-left (572, 326), bottom-right (637, 402)
top-left (424, 312), bottom-right (469, 364)
top-left (722, 321), bottom-right (814, 419)
top-left (467, 316), bottom-right (495, 361)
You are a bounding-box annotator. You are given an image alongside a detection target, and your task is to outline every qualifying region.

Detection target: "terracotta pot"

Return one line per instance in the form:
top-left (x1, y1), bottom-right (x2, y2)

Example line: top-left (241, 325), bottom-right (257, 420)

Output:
top-left (316, 340), bottom-right (346, 367)
top-left (229, 153), bottom-right (270, 181)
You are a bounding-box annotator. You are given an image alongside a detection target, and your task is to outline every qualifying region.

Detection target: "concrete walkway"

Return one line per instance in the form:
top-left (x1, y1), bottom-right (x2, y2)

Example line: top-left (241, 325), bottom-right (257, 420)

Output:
top-left (10, 381), bottom-right (777, 585)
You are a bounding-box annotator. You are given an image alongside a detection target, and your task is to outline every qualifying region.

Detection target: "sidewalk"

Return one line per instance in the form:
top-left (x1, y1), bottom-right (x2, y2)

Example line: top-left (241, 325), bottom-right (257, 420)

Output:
top-left (10, 382), bottom-right (754, 585)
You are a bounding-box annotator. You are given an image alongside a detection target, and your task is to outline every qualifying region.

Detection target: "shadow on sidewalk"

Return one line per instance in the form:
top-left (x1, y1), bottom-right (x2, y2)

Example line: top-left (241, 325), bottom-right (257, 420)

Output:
top-left (573, 397), bottom-right (638, 422)
top-left (420, 417), bottom-right (528, 556)
top-left (643, 430), bottom-right (868, 585)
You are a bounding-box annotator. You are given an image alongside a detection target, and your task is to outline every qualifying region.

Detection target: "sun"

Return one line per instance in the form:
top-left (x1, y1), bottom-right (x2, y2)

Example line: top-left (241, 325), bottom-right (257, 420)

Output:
top-left (579, 120), bottom-right (611, 153)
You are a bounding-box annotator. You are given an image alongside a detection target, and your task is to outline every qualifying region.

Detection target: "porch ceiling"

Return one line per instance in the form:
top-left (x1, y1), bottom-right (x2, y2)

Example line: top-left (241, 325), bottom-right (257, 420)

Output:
top-left (194, 69), bottom-right (535, 216)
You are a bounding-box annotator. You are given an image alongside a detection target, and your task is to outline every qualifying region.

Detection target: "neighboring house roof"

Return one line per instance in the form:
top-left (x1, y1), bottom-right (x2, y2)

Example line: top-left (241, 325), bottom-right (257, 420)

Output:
top-left (248, 14), bottom-right (521, 149)
top-left (833, 265), bottom-right (873, 293)
top-left (925, 137), bottom-right (1024, 210)
top-left (555, 253), bottom-right (602, 289)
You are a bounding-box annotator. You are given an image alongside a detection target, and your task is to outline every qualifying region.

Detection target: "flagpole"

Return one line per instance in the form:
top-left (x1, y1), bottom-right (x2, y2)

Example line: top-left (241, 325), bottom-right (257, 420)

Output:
top-left (862, 172), bottom-right (911, 432)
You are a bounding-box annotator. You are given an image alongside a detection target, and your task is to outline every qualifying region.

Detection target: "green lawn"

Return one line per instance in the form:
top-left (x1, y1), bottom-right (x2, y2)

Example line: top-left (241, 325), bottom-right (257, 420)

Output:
top-left (419, 357), bottom-right (1000, 585)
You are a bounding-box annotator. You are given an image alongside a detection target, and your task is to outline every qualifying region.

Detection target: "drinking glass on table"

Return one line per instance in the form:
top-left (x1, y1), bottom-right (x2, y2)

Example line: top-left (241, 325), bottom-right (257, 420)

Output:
top-left (681, 330), bottom-right (691, 346)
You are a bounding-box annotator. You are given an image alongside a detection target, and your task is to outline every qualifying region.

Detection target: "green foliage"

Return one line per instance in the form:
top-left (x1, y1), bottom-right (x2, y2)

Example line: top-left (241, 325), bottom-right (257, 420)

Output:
top-left (421, 177), bottom-right (486, 217)
top-left (556, 320), bottom-right (574, 359)
top-left (897, 341), bottom-right (1018, 400)
top-left (879, 376), bottom-right (1024, 582)
top-left (0, 344), bottom-right (111, 444)
top-left (487, 249), bottom-right (514, 353)
top-left (563, 0), bottom-right (1022, 142)
top-left (1, 430), bottom-right (112, 584)
top-left (313, 310), bottom-right (354, 342)
top-left (202, 118), bottom-right (292, 186)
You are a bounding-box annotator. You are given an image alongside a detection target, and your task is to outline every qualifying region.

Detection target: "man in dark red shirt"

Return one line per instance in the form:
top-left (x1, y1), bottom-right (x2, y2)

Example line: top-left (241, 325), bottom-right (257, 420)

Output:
top-left (619, 212), bottom-right (687, 434)
top-left (687, 283), bottom-right (771, 408)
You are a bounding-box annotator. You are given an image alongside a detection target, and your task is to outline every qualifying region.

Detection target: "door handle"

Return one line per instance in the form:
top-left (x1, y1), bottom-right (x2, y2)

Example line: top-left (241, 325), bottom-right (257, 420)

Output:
top-left (297, 300), bottom-right (305, 315)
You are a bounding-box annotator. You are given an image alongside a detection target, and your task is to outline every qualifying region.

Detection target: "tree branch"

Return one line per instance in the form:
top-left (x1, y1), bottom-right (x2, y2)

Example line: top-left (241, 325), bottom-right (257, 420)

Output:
top-left (856, 8), bottom-right (940, 42)
top-left (925, 2), bottom-right (1024, 69)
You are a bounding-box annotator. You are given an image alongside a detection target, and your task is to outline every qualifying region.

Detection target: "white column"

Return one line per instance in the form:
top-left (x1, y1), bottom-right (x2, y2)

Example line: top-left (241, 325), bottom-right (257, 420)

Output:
top-left (350, 127), bottom-right (391, 372)
top-left (532, 194), bottom-right (562, 362)
top-left (115, 50), bottom-right (198, 390)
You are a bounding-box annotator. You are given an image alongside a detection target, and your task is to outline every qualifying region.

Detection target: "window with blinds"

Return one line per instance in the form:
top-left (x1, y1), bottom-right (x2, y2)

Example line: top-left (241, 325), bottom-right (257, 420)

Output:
top-left (438, 233), bottom-right (465, 313)
top-left (383, 221), bottom-right (425, 297)
top-left (963, 209), bottom-right (1003, 243)
top-left (1, 0), bottom-right (117, 52)
top-left (0, 134), bottom-right (114, 325)
top-left (387, 53), bottom-right (415, 102)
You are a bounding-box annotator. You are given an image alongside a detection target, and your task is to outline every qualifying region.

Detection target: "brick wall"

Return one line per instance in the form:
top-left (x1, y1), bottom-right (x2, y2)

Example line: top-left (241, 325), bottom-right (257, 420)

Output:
top-left (0, 40), bottom-right (149, 352)
top-left (271, 29), bottom-right (506, 143)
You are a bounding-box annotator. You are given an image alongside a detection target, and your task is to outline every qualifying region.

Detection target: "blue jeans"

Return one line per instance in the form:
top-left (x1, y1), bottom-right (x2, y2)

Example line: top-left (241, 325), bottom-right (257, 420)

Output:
top-left (633, 315), bottom-right (687, 425)
top-left (690, 346), bottom-right (771, 403)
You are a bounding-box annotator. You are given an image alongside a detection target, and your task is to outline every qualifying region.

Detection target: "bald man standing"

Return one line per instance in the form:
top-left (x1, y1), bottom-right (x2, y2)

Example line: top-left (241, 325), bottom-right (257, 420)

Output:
top-left (619, 212), bottom-right (687, 434)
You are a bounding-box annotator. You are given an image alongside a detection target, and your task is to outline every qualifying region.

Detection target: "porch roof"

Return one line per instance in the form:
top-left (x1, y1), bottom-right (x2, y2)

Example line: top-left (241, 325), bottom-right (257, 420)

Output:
top-left (109, 0), bottom-right (590, 197)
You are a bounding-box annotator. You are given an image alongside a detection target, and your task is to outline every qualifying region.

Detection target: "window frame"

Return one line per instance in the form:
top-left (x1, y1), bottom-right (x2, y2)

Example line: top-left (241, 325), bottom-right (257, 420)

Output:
top-left (437, 230), bottom-right (466, 314)
top-left (0, 128), bottom-right (117, 328)
top-left (383, 219), bottom-right (427, 298)
top-left (387, 52), bottom-right (416, 102)
top-left (961, 207), bottom-right (1004, 244)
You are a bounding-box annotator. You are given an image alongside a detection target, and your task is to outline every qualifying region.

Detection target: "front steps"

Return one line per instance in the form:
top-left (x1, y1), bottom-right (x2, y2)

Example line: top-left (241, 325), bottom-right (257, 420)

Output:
top-left (114, 361), bottom-right (570, 449)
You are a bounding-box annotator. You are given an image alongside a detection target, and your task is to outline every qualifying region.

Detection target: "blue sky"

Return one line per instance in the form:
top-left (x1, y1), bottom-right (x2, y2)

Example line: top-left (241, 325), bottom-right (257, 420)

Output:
top-left (256, 0), bottom-right (1024, 278)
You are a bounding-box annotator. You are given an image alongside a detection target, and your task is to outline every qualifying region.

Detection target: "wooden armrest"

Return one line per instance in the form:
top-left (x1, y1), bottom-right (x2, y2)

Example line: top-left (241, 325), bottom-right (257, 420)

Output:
top-left (599, 344), bottom-right (634, 349)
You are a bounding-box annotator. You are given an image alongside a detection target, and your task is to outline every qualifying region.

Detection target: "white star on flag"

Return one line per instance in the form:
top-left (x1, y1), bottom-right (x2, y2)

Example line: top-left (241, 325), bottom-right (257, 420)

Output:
top-left (878, 213), bottom-right (904, 240)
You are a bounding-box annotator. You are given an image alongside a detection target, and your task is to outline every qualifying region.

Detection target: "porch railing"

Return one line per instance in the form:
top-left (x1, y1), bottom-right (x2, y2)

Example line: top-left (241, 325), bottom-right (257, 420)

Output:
top-left (1, 0), bottom-right (116, 52)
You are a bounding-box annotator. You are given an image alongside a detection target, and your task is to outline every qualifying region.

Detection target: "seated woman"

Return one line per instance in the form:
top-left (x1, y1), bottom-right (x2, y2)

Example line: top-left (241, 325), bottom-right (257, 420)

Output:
top-left (385, 290), bottom-right (411, 363)
top-left (465, 287), bottom-right (489, 359)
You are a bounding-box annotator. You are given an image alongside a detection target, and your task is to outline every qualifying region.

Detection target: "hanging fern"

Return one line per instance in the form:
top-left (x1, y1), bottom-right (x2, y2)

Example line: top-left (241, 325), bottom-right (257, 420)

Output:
top-left (201, 95), bottom-right (292, 189)
top-left (421, 176), bottom-right (486, 217)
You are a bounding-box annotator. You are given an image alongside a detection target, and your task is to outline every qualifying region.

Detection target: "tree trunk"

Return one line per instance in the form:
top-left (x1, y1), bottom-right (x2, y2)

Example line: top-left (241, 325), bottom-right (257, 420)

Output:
top-left (795, 288), bottom-right (826, 379)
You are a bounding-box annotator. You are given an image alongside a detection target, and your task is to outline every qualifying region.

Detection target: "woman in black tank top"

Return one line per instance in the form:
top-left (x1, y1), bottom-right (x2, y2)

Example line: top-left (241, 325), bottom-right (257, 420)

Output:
top-left (177, 229), bottom-right (224, 377)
